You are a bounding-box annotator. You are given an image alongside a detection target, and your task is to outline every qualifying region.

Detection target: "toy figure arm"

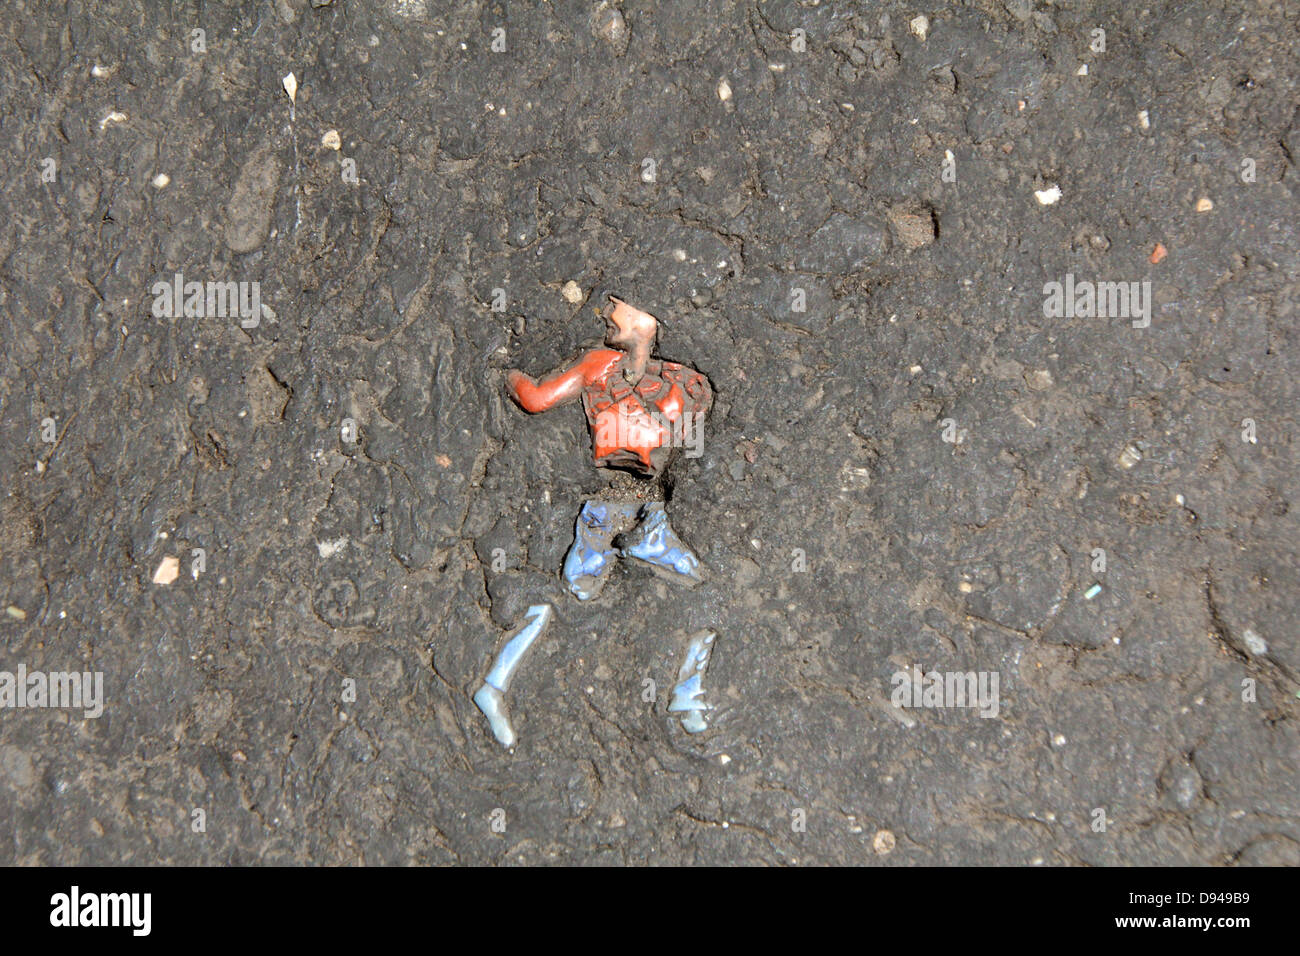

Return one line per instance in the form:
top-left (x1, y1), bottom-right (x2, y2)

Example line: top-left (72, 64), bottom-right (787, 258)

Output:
top-left (507, 367), bottom-right (583, 413)
top-left (506, 351), bottom-right (616, 413)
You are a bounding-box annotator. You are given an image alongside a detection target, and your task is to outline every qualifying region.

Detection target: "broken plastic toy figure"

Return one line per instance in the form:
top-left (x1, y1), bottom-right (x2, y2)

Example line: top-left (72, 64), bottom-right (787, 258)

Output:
top-left (509, 295), bottom-right (713, 599)
top-left (472, 295), bottom-right (718, 746)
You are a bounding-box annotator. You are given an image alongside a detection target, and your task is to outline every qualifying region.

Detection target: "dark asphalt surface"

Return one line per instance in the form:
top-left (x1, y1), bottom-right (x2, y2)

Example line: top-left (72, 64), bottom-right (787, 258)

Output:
top-left (0, 0), bottom-right (1297, 865)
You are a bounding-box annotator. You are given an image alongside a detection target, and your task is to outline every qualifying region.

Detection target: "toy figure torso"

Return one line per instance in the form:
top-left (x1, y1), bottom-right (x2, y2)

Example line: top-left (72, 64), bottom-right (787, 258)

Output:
top-left (576, 349), bottom-right (712, 478)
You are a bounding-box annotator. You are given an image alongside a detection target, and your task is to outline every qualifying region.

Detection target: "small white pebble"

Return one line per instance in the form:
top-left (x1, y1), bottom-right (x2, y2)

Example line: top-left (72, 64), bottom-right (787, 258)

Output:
top-left (99, 111), bottom-right (128, 129)
top-left (1076, 64), bottom-right (1088, 76)
top-left (1034, 185), bottom-right (1062, 205)
top-left (152, 173), bottom-right (170, 189)
top-left (561, 280), bottom-right (583, 304)
top-left (321, 129), bottom-right (342, 150)
top-left (909, 15), bottom-right (929, 41)
top-left (317, 537), bottom-right (348, 558)
top-left (1052, 733), bottom-right (1067, 747)
top-left (873, 829), bottom-right (897, 854)
top-left (1026, 368), bottom-right (1054, 390)
top-left (717, 77), bottom-right (732, 101)
top-left (153, 555), bottom-right (180, 585)
top-left (282, 72), bottom-right (298, 104)
top-left (1242, 629), bottom-right (1268, 656)
top-left (1195, 197), bottom-right (1213, 212)
top-left (1138, 110), bottom-right (1150, 129)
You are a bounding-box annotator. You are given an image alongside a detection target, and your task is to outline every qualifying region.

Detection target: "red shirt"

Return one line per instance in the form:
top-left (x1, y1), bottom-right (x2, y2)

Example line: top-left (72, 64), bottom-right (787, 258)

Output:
top-left (510, 349), bottom-right (712, 477)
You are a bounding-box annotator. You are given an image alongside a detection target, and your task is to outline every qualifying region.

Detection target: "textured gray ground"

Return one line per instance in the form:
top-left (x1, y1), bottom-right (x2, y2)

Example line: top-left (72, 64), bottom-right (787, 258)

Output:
top-left (1, 0), bottom-right (1297, 865)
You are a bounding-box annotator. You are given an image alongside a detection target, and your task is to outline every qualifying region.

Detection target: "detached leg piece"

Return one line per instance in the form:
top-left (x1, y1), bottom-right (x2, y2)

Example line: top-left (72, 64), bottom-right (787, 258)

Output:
top-left (473, 604), bottom-right (553, 747)
top-left (668, 630), bottom-right (716, 734)
top-left (619, 502), bottom-right (703, 587)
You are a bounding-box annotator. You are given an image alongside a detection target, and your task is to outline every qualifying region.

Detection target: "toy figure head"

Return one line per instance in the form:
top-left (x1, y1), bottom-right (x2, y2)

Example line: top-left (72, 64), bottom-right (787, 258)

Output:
top-left (603, 295), bottom-right (658, 352)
